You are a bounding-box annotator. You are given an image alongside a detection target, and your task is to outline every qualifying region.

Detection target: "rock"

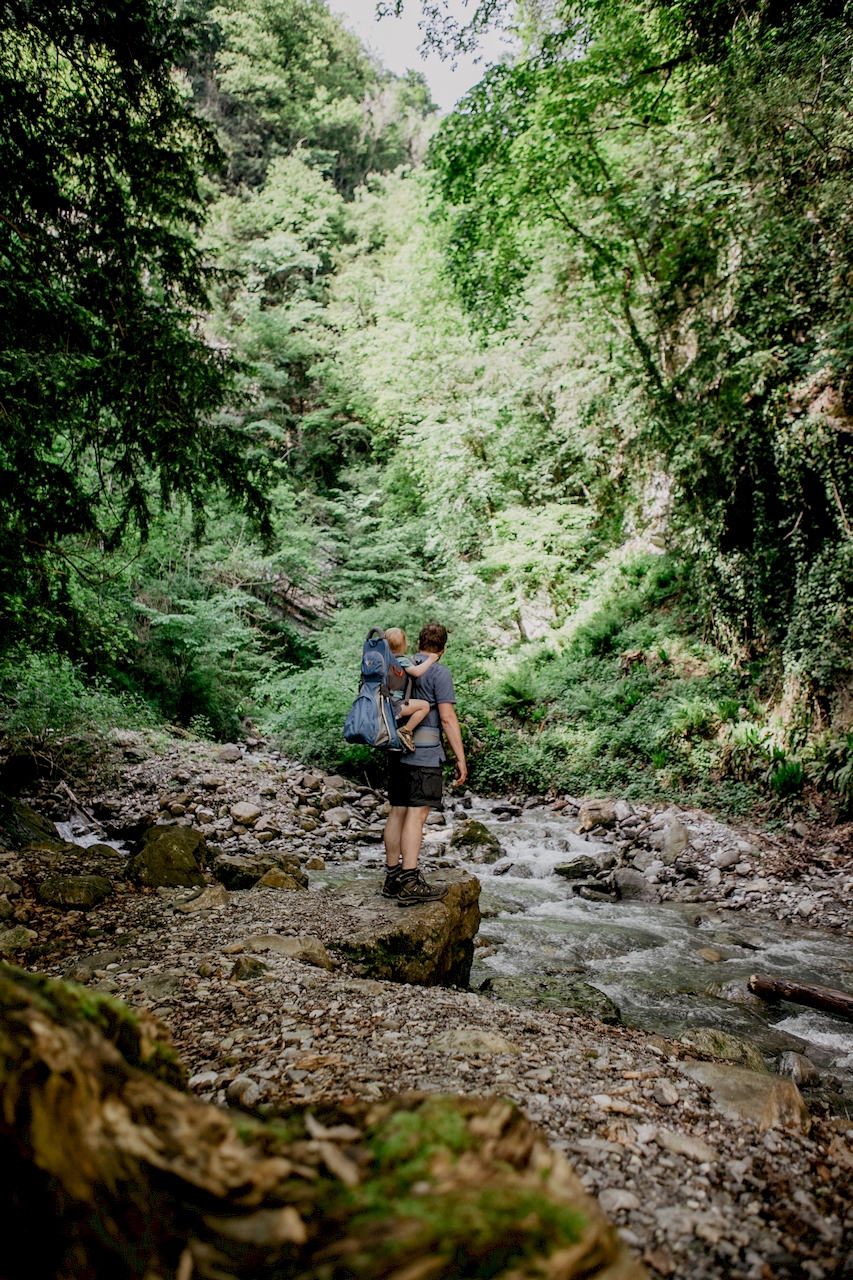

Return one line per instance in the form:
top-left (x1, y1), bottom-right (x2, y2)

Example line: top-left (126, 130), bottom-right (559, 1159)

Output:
top-left (680, 1062), bottom-right (811, 1132)
top-left (225, 1074), bottom-right (261, 1105)
top-left (779, 1051), bottom-right (820, 1087)
top-left (653, 1080), bottom-right (680, 1106)
top-left (655, 1130), bottom-right (717, 1163)
top-left (322, 807), bottom-right (350, 827)
top-left (0, 874), bottom-right (22, 896)
top-left (554, 856), bottom-right (600, 880)
top-left (697, 947), bottom-right (722, 963)
top-left (681, 1027), bottom-right (766, 1072)
top-left (631, 849), bottom-right (661, 872)
top-left (706, 978), bottom-right (764, 1008)
top-left (201, 774), bottom-right (225, 789)
top-left (86, 843), bottom-right (124, 861)
top-left (613, 868), bottom-right (660, 902)
top-left (480, 975), bottom-right (622, 1024)
top-left (305, 856), bottom-right (325, 871)
top-left (613, 801), bottom-right (634, 823)
top-left (336, 872), bottom-right (480, 987)
top-left (648, 820), bottom-right (688, 863)
top-left (218, 744), bottom-right (242, 762)
top-left (244, 934), bottom-right (332, 971)
top-left (713, 849), bottom-right (740, 869)
top-left (599, 1188), bottom-right (640, 1214)
top-left (64, 949), bottom-right (124, 982)
top-left (128, 825), bottom-right (206, 888)
top-left (324, 775), bottom-right (347, 790)
top-left (0, 901), bottom-right (13, 921)
top-left (0, 925), bottom-right (36, 953)
top-left (0, 800), bottom-right (60, 847)
top-left (430, 1026), bottom-right (520, 1056)
top-left (450, 819), bottom-right (504, 864)
top-left (38, 874), bottom-right (112, 910)
top-left (578, 800), bottom-right (617, 831)
top-left (254, 814), bottom-right (280, 835)
top-left (706, 867), bottom-right (721, 887)
top-left (300, 774), bottom-right (323, 791)
top-left (255, 868), bottom-right (306, 891)
top-left (174, 885), bottom-right (230, 914)
top-left (135, 973), bottom-right (181, 1001)
top-left (231, 801), bottom-right (262, 826)
top-left (229, 955), bottom-right (269, 981)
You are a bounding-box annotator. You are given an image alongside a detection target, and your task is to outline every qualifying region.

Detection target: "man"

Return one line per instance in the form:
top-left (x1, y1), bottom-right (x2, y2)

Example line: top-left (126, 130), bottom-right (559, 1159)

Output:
top-left (382, 622), bottom-right (467, 905)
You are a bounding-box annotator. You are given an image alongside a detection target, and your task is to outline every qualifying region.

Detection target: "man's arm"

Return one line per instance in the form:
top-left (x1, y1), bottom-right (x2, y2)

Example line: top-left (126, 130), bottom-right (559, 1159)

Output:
top-left (438, 702), bottom-right (468, 787)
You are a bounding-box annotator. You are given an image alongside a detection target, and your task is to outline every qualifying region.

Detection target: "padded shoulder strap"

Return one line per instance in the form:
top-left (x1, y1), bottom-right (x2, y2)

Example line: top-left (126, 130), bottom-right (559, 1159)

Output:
top-left (366, 627), bottom-right (385, 640)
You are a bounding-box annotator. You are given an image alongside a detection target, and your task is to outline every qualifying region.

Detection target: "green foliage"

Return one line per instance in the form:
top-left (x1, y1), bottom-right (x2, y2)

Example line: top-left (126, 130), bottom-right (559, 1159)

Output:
top-left (0, 0), bottom-right (270, 651)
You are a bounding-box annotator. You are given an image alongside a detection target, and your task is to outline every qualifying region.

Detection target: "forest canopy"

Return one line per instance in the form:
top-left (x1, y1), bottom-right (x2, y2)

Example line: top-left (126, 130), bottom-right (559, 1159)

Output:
top-left (1, 0), bottom-right (852, 814)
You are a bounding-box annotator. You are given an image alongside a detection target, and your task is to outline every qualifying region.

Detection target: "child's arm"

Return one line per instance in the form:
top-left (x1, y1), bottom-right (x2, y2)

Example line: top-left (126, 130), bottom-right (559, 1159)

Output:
top-left (406, 652), bottom-right (439, 678)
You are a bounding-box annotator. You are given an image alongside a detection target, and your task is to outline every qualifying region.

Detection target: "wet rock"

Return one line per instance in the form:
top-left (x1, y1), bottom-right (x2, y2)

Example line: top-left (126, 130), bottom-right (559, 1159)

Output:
top-left (0, 873), bottom-right (22, 897)
top-left (450, 819), bottom-right (503, 863)
top-left (1, 800), bottom-right (60, 847)
top-left (578, 800), bottom-right (617, 831)
top-left (128, 825), bottom-right (206, 888)
top-left (554, 856), bottom-right (600, 880)
top-left (305, 856), bottom-right (325, 871)
top-left (214, 852), bottom-right (306, 891)
top-left (229, 955), bottom-right (269, 981)
top-left (218, 744), bottom-right (242, 762)
top-left (697, 947), bottom-right (722, 963)
top-left (38, 874), bottom-right (112, 910)
top-left (681, 1027), bottom-right (766, 1072)
top-left (245, 934), bottom-right (332, 971)
top-left (779, 1051), bottom-right (820, 1087)
top-left (231, 801), bottom-right (262, 826)
top-left (335, 872), bottom-right (480, 987)
top-left (174, 884), bottom-right (230, 914)
top-left (681, 1062), bottom-right (811, 1132)
top-left (0, 925), bottom-right (36, 953)
top-left (613, 868), bottom-right (660, 902)
top-left (480, 974), bottom-right (622, 1024)
top-left (430, 1026), bottom-right (520, 1056)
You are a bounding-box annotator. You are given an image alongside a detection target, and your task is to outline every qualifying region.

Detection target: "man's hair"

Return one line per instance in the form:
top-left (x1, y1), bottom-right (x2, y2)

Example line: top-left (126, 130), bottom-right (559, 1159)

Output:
top-left (384, 627), bottom-right (406, 655)
top-left (418, 622), bottom-right (447, 653)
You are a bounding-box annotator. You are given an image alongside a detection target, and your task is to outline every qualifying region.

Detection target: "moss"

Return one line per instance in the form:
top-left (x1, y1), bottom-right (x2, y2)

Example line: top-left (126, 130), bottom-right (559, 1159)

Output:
top-left (0, 963), bottom-right (187, 1088)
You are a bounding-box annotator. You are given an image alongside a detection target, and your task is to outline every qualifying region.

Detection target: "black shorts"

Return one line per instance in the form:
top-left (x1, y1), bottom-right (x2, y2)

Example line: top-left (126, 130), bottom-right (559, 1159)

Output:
top-left (387, 759), bottom-right (443, 809)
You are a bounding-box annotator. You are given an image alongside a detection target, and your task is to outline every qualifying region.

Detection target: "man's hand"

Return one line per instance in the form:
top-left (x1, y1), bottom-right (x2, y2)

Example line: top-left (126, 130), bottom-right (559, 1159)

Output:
top-left (438, 702), bottom-right (467, 789)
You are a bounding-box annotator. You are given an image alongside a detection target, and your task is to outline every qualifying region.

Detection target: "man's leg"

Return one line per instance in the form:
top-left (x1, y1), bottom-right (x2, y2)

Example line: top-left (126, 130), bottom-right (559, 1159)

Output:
top-left (383, 805), bottom-right (406, 869)
top-left (400, 805), bottom-right (430, 870)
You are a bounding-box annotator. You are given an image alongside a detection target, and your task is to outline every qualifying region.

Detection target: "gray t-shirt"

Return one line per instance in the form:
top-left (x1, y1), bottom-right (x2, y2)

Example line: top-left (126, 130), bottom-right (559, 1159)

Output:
top-left (401, 655), bottom-right (455, 768)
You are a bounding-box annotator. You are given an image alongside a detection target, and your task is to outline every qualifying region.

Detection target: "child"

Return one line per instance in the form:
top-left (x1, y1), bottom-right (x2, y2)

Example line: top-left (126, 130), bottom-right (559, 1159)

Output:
top-left (384, 627), bottom-right (438, 753)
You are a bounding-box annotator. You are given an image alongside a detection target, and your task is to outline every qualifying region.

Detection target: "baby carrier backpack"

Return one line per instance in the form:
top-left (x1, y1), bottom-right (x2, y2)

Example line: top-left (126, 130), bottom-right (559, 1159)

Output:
top-left (343, 628), bottom-right (412, 749)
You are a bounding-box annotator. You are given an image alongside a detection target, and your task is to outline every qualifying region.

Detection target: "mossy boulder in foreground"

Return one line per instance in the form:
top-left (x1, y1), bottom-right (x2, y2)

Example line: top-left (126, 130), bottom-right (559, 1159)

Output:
top-left (0, 961), bottom-right (646, 1280)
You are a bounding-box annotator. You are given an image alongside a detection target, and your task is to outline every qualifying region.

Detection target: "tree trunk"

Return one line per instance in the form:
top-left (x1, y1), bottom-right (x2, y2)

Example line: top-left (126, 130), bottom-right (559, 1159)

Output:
top-left (0, 963), bottom-right (646, 1280)
top-left (748, 973), bottom-right (853, 1021)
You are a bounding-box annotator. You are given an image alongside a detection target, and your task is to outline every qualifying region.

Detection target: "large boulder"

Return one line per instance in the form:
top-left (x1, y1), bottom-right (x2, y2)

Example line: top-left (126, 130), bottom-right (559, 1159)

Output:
top-left (335, 872), bottom-right (481, 987)
top-left (554, 856), bottom-right (600, 880)
top-left (578, 800), bottom-right (616, 831)
top-left (127, 825), bottom-right (206, 888)
top-left (214, 852), bottom-right (306, 891)
top-left (681, 1027), bottom-right (765, 1072)
top-left (480, 974), bottom-right (622, 1024)
top-left (613, 868), bottom-right (660, 902)
top-left (450, 819), bottom-right (504, 864)
top-left (38, 875), bottom-right (112, 910)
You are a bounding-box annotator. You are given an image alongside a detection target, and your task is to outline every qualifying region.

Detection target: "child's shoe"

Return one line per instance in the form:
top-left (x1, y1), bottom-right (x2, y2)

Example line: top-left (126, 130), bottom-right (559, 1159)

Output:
top-left (397, 725), bottom-right (415, 752)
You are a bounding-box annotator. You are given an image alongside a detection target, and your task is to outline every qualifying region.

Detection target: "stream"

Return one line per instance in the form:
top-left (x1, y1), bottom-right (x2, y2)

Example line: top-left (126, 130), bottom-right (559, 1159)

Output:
top-left (322, 796), bottom-right (853, 1090)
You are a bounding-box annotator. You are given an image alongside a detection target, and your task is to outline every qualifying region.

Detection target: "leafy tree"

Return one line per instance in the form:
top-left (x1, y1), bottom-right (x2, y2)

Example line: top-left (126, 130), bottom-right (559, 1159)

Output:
top-left (0, 0), bottom-right (269, 649)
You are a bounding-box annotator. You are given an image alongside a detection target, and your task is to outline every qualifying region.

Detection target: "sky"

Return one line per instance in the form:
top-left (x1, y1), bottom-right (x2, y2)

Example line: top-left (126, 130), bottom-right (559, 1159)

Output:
top-left (331, 0), bottom-right (513, 111)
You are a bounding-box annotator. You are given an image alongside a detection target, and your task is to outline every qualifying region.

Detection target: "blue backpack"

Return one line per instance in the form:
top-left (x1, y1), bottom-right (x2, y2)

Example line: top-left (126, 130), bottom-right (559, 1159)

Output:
top-left (343, 628), bottom-right (409, 750)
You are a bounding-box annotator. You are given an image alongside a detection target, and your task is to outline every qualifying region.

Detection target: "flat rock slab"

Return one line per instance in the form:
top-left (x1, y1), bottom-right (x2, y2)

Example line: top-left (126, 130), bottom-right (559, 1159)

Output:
top-left (681, 1026), bottom-right (765, 1072)
top-left (244, 934), bottom-right (332, 971)
top-left (38, 874), bottom-right (113, 910)
top-left (681, 1062), bottom-right (811, 1132)
top-left (335, 872), bottom-right (481, 987)
top-left (481, 974), bottom-right (622, 1025)
top-left (174, 885), bottom-right (230, 914)
top-left (430, 1025), bottom-right (521, 1056)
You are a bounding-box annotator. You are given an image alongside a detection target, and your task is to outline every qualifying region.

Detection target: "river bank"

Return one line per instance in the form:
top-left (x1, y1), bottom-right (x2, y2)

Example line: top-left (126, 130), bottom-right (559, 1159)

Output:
top-left (1, 729), bottom-right (852, 1279)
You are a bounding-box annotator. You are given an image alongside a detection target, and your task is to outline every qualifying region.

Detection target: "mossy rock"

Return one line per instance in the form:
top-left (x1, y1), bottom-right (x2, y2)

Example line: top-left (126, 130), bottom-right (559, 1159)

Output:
top-left (38, 874), bottom-right (113, 910)
top-left (480, 974), bottom-right (622, 1025)
top-left (681, 1026), bottom-right (766, 1071)
top-left (127, 825), bottom-right (206, 888)
top-left (0, 798), bottom-right (64, 850)
top-left (554, 856), bottom-right (600, 880)
top-left (450, 818), bottom-right (504, 863)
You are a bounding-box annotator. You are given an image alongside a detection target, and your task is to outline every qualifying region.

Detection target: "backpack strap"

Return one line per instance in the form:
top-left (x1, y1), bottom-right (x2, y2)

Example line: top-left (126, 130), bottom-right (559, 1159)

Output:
top-left (366, 627), bottom-right (385, 640)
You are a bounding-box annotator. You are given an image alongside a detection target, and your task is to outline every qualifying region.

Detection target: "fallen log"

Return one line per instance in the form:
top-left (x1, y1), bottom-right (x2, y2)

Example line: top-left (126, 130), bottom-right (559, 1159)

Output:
top-left (748, 973), bottom-right (853, 1021)
top-left (0, 962), bottom-right (646, 1280)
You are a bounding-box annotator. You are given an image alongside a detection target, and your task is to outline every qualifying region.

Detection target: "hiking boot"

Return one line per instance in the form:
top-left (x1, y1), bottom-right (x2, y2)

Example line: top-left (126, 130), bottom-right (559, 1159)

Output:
top-left (396, 869), bottom-right (449, 907)
top-left (381, 864), bottom-right (403, 898)
top-left (397, 725), bottom-right (415, 753)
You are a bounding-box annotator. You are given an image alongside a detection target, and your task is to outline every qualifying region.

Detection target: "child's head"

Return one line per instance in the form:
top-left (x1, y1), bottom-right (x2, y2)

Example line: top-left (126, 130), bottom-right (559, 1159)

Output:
top-left (385, 627), bottom-right (406, 656)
